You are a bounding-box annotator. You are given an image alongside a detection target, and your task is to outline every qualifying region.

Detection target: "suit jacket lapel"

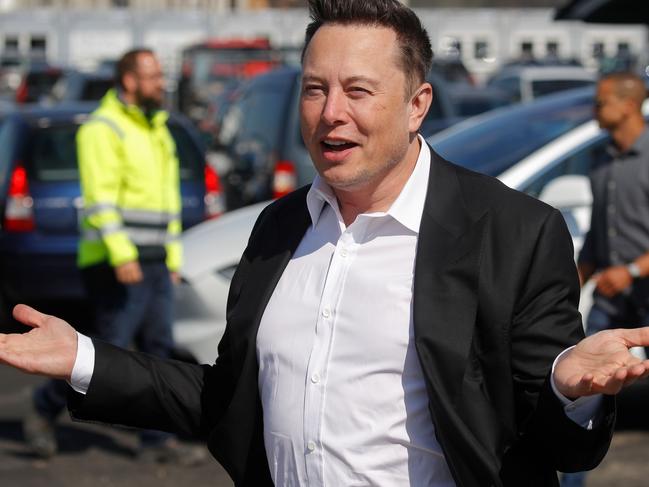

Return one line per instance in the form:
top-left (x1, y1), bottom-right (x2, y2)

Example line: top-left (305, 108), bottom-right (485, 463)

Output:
top-left (414, 147), bottom-right (487, 404)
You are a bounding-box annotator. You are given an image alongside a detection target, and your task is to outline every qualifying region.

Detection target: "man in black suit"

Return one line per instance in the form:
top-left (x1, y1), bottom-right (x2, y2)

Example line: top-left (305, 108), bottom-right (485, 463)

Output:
top-left (2, 1), bottom-right (649, 486)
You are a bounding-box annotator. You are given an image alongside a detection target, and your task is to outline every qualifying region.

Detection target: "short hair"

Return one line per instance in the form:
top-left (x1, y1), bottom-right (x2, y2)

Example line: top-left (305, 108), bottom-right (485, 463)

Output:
top-left (600, 71), bottom-right (647, 109)
top-left (302, 0), bottom-right (433, 96)
top-left (115, 48), bottom-right (155, 90)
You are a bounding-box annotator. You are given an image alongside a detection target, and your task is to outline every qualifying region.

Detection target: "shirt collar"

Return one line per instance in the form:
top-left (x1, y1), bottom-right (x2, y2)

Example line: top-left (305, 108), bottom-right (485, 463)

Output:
top-left (607, 127), bottom-right (649, 158)
top-left (306, 135), bottom-right (431, 233)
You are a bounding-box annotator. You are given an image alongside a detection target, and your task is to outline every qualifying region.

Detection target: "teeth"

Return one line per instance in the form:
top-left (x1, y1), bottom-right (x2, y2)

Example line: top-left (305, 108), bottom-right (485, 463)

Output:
top-left (325, 140), bottom-right (348, 146)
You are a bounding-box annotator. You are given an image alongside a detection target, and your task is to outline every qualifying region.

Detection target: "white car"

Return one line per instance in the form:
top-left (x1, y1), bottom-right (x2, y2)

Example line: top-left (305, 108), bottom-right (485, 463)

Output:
top-left (173, 202), bottom-right (268, 364)
top-left (173, 87), bottom-right (648, 364)
top-left (487, 65), bottom-right (596, 103)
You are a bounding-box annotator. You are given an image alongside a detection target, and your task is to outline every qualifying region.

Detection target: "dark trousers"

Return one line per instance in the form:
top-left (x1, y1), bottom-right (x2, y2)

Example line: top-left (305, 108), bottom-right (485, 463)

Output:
top-left (34, 260), bottom-right (175, 446)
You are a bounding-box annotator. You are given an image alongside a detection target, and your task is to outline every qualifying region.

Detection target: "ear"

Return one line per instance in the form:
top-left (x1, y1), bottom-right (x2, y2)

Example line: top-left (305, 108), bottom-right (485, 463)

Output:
top-left (122, 71), bottom-right (137, 93)
top-left (408, 82), bottom-right (433, 134)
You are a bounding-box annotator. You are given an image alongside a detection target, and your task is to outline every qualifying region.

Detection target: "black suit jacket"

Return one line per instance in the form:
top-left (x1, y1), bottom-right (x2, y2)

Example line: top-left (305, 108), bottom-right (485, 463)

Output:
top-left (70, 147), bottom-right (615, 487)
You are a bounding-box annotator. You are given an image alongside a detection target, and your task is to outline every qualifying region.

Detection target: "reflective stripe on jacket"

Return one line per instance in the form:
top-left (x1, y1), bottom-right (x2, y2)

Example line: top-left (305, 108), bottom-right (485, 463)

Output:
top-left (76, 89), bottom-right (182, 271)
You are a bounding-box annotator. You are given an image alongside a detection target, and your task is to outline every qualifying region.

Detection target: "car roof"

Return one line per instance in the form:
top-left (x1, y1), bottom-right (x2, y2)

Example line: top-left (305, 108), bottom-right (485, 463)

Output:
top-left (495, 65), bottom-right (595, 81)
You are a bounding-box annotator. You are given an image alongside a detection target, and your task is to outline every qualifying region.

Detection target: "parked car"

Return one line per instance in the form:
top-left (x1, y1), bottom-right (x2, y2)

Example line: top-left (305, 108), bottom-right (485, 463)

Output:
top-left (173, 86), bottom-right (647, 364)
top-left (217, 66), bottom-right (313, 211)
top-left (0, 102), bottom-right (223, 319)
top-left (487, 65), bottom-right (596, 103)
top-left (13, 62), bottom-right (65, 104)
top-left (48, 68), bottom-right (114, 104)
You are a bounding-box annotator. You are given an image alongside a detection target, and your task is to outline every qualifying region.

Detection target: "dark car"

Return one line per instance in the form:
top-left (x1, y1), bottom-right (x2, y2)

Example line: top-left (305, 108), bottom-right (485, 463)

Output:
top-left (14, 62), bottom-right (64, 104)
top-left (218, 66), bottom-right (312, 210)
top-left (0, 103), bottom-right (222, 317)
top-left (48, 69), bottom-right (114, 104)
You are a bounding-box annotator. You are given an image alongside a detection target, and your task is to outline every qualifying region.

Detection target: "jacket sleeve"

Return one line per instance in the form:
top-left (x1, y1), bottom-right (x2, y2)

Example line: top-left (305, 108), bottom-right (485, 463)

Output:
top-left (77, 120), bottom-right (138, 266)
top-left (509, 209), bottom-right (614, 473)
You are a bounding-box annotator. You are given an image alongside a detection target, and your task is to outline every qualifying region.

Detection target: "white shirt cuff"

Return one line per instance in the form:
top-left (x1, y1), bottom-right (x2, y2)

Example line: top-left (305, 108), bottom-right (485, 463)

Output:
top-left (68, 332), bottom-right (95, 395)
top-left (550, 346), bottom-right (604, 430)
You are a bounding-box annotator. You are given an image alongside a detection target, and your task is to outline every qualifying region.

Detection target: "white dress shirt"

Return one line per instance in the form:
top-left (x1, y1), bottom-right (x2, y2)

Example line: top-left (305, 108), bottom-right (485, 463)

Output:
top-left (71, 136), bottom-right (602, 486)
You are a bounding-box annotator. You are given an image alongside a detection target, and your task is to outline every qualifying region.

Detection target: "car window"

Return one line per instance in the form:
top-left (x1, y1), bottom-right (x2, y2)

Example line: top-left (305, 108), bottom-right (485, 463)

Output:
top-left (226, 77), bottom-right (294, 171)
top-left (531, 79), bottom-right (595, 99)
top-left (26, 125), bottom-right (79, 181)
top-left (430, 89), bottom-right (594, 177)
top-left (522, 134), bottom-right (610, 198)
top-left (80, 79), bottom-right (113, 101)
top-left (25, 121), bottom-right (204, 182)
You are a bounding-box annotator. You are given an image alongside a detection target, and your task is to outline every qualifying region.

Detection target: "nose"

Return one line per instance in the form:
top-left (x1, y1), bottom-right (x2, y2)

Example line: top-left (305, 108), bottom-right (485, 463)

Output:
top-left (321, 89), bottom-right (348, 126)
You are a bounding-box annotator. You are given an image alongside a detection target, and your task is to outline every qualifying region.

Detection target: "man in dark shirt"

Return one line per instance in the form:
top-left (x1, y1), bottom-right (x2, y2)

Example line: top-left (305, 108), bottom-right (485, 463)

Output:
top-left (578, 72), bottom-right (649, 339)
top-left (565, 71), bottom-right (648, 487)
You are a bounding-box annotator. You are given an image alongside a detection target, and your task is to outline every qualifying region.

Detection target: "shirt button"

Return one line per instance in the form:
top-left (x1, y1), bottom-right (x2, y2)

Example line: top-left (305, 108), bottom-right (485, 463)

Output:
top-left (608, 228), bottom-right (617, 237)
top-left (311, 373), bottom-right (320, 384)
top-left (608, 181), bottom-right (617, 190)
top-left (340, 248), bottom-right (348, 258)
top-left (607, 205), bottom-right (616, 213)
top-left (307, 441), bottom-right (316, 452)
top-left (322, 308), bottom-right (330, 318)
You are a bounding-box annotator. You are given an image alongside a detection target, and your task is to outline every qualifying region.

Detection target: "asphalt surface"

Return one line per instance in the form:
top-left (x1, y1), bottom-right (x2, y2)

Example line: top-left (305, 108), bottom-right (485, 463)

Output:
top-left (1, 314), bottom-right (649, 486)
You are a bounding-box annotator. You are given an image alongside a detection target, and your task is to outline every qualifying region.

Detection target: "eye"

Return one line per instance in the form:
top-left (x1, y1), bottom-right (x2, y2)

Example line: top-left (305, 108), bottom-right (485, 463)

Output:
top-left (348, 86), bottom-right (371, 98)
top-left (303, 84), bottom-right (325, 97)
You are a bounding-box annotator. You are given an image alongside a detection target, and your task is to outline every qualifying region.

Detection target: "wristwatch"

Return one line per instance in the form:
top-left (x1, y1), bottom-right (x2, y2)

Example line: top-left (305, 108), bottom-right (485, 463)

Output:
top-left (627, 262), bottom-right (642, 279)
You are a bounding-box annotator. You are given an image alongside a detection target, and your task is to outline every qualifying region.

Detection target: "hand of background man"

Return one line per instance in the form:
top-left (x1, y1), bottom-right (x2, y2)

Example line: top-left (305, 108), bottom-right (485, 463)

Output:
top-left (115, 260), bottom-right (143, 284)
top-left (594, 265), bottom-right (633, 297)
top-left (554, 327), bottom-right (649, 399)
top-left (0, 305), bottom-right (77, 381)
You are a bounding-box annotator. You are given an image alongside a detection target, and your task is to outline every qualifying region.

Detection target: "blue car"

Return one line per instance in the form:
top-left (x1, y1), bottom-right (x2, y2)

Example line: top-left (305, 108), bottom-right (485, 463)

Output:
top-left (0, 102), bottom-right (221, 318)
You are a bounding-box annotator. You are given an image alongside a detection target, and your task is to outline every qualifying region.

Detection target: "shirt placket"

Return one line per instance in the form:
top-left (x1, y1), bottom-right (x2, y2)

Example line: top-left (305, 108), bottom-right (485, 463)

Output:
top-left (302, 220), bottom-right (364, 486)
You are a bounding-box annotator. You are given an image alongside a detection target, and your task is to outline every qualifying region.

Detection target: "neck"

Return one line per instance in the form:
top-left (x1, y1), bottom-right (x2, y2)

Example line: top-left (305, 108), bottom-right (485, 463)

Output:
top-left (334, 137), bottom-right (421, 226)
top-left (611, 118), bottom-right (645, 153)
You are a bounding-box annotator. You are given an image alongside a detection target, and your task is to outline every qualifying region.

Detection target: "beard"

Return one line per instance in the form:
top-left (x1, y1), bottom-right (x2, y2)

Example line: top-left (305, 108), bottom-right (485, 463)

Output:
top-left (135, 88), bottom-right (163, 114)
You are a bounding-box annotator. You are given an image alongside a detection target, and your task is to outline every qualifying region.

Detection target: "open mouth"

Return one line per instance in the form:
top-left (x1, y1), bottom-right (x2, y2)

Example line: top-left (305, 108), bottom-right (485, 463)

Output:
top-left (321, 140), bottom-right (357, 152)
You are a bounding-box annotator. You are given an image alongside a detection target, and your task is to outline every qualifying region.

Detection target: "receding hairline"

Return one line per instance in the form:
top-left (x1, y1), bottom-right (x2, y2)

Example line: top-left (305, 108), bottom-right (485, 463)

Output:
top-left (600, 72), bottom-right (647, 107)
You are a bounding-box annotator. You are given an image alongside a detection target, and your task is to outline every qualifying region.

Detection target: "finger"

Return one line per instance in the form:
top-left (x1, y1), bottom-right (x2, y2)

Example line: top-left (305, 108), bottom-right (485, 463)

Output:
top-left (12, 304), bottom-right (48, 329)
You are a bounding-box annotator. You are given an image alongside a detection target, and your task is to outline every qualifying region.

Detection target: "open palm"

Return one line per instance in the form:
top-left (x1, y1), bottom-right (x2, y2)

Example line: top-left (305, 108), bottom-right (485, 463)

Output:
top-left (554, 327), bottom-right (649, 398)
top-left (0, 304), bottom-right (77, 380)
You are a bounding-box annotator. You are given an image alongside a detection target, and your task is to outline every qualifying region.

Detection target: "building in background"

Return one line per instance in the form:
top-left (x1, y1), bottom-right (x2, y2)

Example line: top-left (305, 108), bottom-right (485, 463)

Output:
top-left (0, 3), bottom-right (645, 85)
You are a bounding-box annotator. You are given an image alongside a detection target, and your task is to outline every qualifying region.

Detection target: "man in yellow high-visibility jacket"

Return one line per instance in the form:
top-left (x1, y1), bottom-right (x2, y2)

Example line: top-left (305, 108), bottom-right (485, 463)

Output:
top-left (25, 48), bottom-right (204, 465)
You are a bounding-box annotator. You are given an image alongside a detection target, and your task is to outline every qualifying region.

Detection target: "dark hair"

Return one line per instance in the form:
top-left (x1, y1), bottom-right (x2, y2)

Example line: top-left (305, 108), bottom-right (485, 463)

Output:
top-left (302, 0), bottom-right (433, 95)
top-left (115, 48), bottom-right (155, 90)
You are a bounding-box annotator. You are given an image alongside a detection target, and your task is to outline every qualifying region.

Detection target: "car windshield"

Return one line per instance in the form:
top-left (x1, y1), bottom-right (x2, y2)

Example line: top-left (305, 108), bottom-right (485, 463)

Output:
top-left (428, 88), bottom-right (595, 177)
top-left (25, 119), bottom-right (203, 182)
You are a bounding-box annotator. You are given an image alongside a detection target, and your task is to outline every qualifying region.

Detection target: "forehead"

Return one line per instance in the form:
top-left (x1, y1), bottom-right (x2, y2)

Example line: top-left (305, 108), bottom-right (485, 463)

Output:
top-left (135, 53), bottom-right (160, 72)
top-left (303, 23), bottom-right (403, 81)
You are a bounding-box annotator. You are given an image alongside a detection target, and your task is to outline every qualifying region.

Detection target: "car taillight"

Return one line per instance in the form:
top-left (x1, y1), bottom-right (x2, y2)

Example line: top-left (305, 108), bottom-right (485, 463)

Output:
top-left (273, 160), bottom-right (297, 199)
top-left (204, 164), bottom-right (223, 219)
top-left (15, 79), bottom-right (28, 104)
top-left (4, 163), bottom-right (35, 232)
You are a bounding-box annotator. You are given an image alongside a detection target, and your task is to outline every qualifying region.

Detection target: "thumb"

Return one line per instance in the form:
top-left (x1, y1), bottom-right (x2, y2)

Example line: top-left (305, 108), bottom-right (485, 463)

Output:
top-left (616, 326), bottom-right (649, 348)
top-left (12, 304), bottom-right (48, 329)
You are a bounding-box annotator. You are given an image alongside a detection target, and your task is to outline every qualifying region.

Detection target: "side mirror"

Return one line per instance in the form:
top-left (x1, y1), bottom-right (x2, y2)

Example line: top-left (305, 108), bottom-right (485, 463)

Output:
top-left (538, 175), bottom-right (592, 209)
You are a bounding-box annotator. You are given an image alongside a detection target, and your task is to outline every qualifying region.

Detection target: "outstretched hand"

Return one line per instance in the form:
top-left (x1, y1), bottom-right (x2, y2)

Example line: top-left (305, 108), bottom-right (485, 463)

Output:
top-left (0, 304), bottom-right (77, 381)
top-left (554, 327), bottom-right (649, 399)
